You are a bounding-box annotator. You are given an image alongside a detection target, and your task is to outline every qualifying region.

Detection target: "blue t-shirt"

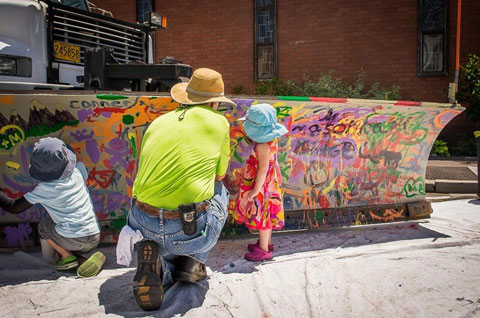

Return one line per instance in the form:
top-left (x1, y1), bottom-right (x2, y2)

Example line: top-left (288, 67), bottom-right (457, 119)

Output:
top-left (24, 162), bottom-right (100, 238)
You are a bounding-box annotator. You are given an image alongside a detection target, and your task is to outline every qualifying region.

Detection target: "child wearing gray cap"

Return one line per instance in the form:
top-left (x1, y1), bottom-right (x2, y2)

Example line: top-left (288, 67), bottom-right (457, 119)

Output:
top-left (0, 137), bottom-right (105, 277)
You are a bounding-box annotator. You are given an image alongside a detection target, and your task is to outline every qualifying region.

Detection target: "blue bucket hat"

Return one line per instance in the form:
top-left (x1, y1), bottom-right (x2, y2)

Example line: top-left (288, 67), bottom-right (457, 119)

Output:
top-left (240, 103), bottom-right (288, 143)
top-left (29, 137), bottom-right (77, 182)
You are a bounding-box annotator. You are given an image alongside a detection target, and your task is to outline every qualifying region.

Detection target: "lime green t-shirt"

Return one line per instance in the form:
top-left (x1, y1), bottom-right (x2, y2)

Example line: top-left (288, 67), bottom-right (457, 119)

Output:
top-left (132, 105), bottom-right (230, 209)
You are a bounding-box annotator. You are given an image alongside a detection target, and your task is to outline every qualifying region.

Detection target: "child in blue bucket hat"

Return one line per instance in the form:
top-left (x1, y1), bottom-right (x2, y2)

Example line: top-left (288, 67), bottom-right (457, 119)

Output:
top-left (232, 103), bottom-right (288, 261)
top-left (0, 137), bottom-right (105, 277)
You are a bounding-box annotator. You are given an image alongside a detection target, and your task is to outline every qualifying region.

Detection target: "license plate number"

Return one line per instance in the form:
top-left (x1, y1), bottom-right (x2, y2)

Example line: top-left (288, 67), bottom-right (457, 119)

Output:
top-left (53, 41), bottom-right (81, 63)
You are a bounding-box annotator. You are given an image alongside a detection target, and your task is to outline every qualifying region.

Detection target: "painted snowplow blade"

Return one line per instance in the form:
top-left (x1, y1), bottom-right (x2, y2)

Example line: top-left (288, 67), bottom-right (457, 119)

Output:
top-left (0, 93), bottom-right (462, 246)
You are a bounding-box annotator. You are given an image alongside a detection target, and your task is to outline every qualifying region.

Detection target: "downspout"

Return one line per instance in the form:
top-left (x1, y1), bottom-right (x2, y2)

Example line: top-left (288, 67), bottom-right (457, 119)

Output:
top-left (454, 0), bottom-right (462, 86)
top-left (449, 0), bottom-right (462, 104)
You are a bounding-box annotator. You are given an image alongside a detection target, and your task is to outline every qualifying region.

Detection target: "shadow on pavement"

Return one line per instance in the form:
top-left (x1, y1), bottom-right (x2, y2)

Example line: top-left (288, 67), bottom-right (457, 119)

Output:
top-left (208, 220), bottom-right (450, 275)
top-left (0, 220), bottom-right (451, 289)
top-left (0, 244), bottom-right (123, 287)
top-left (0, 250), bottom-right (77, 286)
top-left (98, 269), bottom-right (209, 318)
top-left (468, 199), bottom-right (480, 205)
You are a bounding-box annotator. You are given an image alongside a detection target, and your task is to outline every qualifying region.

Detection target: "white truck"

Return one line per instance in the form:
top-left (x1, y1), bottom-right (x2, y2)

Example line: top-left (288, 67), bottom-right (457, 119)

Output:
top-left (0, 0), bottom-right (191, 91)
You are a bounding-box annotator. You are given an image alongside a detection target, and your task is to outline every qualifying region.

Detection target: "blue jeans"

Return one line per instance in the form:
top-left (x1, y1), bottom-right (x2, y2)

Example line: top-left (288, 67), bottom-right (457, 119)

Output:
top-left (127, 181), bottom-right (229, 289)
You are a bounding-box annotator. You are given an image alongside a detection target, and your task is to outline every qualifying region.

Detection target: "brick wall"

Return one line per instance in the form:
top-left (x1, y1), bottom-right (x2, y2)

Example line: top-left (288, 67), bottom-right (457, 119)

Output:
top-left (152, 1), bottom-right (254, 95)
top-left (91, 0), bottom-right (480, 103)
top-left (277, 0), bottom-right (480, 103)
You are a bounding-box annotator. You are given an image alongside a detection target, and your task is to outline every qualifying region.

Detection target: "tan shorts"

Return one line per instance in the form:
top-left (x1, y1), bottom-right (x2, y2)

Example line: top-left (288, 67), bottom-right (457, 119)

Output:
top-left (38, 216), bottom-right (100, 254)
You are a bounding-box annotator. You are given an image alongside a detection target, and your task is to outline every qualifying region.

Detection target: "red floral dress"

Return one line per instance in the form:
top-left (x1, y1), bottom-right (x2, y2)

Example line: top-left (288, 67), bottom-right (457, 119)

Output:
top-left (233, 140), bottom-right (285, 230)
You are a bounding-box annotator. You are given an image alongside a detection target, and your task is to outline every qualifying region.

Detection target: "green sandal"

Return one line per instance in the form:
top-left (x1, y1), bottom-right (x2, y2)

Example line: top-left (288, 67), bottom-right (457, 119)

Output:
top-left (77, 252), bottom-right (106, 277)
top-left (54, 255), bottom-right (79, 270)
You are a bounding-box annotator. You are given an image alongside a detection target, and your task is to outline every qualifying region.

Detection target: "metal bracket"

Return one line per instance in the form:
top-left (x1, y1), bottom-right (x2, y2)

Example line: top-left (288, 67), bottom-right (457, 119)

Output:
top-left (407, 202), bottom-right (432, 219)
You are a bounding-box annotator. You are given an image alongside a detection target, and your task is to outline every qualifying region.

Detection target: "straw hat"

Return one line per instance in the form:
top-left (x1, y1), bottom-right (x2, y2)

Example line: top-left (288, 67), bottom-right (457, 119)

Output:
top-left (170, 68), bottom-right (236, 107)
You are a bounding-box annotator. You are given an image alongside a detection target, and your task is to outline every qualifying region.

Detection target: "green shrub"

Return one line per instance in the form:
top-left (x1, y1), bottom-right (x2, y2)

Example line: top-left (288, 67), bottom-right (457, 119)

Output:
top-left (254, 78), bottom-right (298, 96)
top-left (232, 85), bottom-right (246, 95)
top-left (431, 139), bottom-right (451, 157)
top-left (254, 80), bottom-right (271, 95)
top-left (300, 72), bottom-right (352, 98)
top-left (366, 83), bottom-right (401, 100)
top-left (458, 54), bottom-right (480, 125)
top-left (271, 78), bottom-right (298, 96)
top-left (254, 70), bottom-right (401, 100)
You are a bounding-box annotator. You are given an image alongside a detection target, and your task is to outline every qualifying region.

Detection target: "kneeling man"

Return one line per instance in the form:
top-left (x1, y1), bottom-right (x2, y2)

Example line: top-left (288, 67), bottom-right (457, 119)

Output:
top-left (129, 68), bottom-right (235, 311)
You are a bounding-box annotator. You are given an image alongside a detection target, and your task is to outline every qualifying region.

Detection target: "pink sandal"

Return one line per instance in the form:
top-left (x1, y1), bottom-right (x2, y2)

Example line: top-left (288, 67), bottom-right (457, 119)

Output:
top-left (244, 246), bottom-right (273, 262)
top-left (247, 240), bottom-right (274, 252)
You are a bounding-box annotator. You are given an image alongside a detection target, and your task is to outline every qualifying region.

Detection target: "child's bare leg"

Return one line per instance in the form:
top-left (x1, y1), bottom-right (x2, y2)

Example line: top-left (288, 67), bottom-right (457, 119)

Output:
top-left (267, 228), bottom-right (272, 245)
top-left (45, 239), bottom-right (72, 260)
top-left (259, 230), bottom-right (270, 252)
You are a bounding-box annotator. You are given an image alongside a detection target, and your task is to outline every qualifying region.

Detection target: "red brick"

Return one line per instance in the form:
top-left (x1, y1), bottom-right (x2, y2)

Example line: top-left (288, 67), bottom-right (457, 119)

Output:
top-left (90, 0), bottom-right (480, 102)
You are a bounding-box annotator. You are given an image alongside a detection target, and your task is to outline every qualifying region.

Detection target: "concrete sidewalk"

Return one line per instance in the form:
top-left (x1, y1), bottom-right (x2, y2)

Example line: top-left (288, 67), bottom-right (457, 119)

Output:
top-left (426, 158), bottom-right (478, 202)
top-left (1, 199), bottom-right (479, 317)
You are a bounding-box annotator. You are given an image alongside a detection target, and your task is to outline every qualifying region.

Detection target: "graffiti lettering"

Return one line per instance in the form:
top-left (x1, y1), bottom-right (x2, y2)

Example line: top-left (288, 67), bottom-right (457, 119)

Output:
top-left (403, 177), bottom-right (425, 198)
top-left (291, 139), bottom-right (357, 161)
top-left (0, 125), bottom-right (25, 150)
top-left (291, 114), bottom-right (363, 138)
top-left (69, 98), bottom-right (137, 109)
top-left (363, 111), bottom-right (428, 144)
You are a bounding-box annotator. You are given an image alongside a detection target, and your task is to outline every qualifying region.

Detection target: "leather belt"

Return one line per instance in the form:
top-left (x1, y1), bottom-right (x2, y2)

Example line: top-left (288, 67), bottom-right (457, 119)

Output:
top-left (135, 200), bottom-right (210, 219)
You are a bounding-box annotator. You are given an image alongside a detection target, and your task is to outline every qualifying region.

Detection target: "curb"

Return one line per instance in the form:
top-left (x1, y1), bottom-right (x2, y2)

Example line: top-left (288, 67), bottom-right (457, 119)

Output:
top-left (428, 156), bottom-right (478, 161)
top-left (425, 179), bottom-right (478, 194)
top-left (426, 193), bottom-right (479, 203)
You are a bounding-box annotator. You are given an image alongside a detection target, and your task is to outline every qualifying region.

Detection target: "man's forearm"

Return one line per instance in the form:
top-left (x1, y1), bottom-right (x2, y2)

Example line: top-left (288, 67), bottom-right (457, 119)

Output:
top-left (0, 191), bottom-right (32, 214)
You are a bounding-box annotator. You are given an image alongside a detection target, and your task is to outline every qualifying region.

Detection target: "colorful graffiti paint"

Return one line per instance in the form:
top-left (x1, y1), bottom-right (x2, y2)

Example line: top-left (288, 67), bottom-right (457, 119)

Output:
top-left (225, 100), bottom-right (460, 211)
top-left (0, 94), bottom-right (462, 243)
top-left (0, 223), bottom-right (36, 248)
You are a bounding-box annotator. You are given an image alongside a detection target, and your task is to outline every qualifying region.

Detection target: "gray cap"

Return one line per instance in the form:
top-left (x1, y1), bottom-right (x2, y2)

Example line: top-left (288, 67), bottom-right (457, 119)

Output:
top-left (29, 137), bottom-right (77, 181)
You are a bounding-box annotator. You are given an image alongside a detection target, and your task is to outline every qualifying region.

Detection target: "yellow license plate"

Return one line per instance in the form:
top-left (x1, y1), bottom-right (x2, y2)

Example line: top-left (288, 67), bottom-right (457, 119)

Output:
top-left (53, 41), bottom-right (81, 63)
